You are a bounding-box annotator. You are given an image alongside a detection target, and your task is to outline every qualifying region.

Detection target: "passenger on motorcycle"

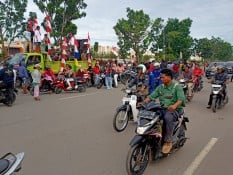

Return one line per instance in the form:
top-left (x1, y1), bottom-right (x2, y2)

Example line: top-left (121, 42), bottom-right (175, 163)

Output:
top-left (179, 65), bottom-right (194, 97)
top-left (144, 68), bottom-right (185, 154)
top-left (153, 62), bottom-right (162, 90)
top-left (0, 62), bottom-right (15, 89)
top-left (64, 64), bottom-right (75, 90)
top-left (206, 65), bottom-right (228, 109)
top-left (128, 64), bottom-right (149, 96)
top-left (42, 66), bottom-right (56, 92)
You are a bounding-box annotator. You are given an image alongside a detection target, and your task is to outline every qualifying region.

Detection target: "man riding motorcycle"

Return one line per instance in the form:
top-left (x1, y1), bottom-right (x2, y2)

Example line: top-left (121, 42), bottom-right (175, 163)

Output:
top-left (128, 64), bottom-right (149, 96)
top-left (179, 64), bottom-right (194, 98)
top-left (206, 65), bottom-right (228, 109)
top-left (144, 68), bottom-right (186, 154)
top-left (0, 62), bottom-right (15, 102)
top-left (0, 62), bottom-right (14, 88)
top-left (192, 63), bottom-right (203, 91)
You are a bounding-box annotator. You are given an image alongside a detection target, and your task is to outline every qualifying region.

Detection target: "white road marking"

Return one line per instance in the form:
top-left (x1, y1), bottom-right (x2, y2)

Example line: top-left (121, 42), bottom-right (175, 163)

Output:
top-left (183, 137), bottom-right (218, 175)
top-left (58, 92), bottom-right (103, 100)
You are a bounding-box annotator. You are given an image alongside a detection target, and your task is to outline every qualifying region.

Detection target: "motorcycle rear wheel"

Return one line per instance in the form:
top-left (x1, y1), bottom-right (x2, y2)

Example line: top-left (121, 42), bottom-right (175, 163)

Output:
top-left (113, 109), bottom-right (129, 132)
top-left (126, 144), bottom-right (149, 175)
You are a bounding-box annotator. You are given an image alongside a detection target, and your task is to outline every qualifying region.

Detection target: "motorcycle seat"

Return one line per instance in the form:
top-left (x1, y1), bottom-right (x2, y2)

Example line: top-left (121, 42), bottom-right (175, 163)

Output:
top-left (0, 159), bottom-right (9, 174)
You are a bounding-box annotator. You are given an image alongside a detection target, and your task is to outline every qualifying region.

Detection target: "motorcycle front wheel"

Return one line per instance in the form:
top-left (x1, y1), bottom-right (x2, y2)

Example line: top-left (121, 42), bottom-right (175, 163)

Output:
top-left (126, 143), bottom-right (149, 175)
top-left (212, 97), bottom-right (218, 113)
top-left (97, 80), bottom-right (103, 89)
top-left (113, 108), bottom-right (129, 132)
top-left (55, 87), bottom-right (63, 94)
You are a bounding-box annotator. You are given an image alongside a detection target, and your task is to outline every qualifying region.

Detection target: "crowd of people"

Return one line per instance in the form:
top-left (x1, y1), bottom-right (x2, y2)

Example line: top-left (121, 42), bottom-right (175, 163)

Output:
top-left (1, 57), bottom-right (231, 154)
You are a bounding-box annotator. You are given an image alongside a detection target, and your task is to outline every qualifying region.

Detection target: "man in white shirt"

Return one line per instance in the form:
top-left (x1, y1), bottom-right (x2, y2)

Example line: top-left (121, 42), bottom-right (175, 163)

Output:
top-left (34, 26), bottom-right (42, 53)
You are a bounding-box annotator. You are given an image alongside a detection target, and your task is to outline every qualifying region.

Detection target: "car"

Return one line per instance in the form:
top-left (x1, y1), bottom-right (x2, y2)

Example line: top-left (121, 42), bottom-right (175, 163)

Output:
top-left (205, 62), bottom-right (225, 79)
top-left (225, 61), bottom-right (233, 75)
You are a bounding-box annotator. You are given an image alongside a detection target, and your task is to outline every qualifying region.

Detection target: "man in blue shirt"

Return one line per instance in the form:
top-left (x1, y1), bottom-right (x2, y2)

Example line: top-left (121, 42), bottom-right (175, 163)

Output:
top-left (207, 65), bottom-right (228, 108)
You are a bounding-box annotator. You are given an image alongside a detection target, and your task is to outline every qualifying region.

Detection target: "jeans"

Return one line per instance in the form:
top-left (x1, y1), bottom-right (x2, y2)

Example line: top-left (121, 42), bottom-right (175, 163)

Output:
top-left (94, 74), bottom-right (100, 86)
top-left (105, 76), bottom-right (112, 89)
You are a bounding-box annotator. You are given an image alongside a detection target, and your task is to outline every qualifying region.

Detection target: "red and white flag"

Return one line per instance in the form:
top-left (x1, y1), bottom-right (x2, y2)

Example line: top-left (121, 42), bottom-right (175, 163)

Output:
top-left (87, 32), bottom-right (91, 63)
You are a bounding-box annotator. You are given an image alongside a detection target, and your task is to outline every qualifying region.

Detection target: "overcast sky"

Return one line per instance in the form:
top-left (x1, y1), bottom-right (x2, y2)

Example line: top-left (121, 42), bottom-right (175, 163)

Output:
top-left (28, 0), bottom-right (233, 46)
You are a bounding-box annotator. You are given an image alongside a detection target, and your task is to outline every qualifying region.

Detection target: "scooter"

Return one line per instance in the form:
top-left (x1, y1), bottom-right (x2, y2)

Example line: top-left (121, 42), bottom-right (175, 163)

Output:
top-left (179, 78), bottom-right (194, 102)
top-left (0, 152), bottom-right (25, 175)
top-left (211, 80), bottom-right (228, 113)
top-left (113, 88), bottom-right (143, 132)
top-left (126, 102), bottom-right (189, 175)
top-left (54, 75), bottom-right (86, 94)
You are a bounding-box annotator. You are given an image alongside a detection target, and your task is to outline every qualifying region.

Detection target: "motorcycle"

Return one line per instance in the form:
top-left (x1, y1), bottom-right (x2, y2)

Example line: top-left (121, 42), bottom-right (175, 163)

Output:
top-left (29, 76), bottom-right (57, 96)
top-left (119, 70), bottom-right (137, 85)
top-left (179, 78), bottom-right (194, 102)
top-left (211, 80), bottom-right (228, 113)
top-left (54, 74), bottom-right (86, 94)
top-left (96, 73), bottom-right (105, 89)
top-left (126, 101), bottom-right (189, 175)
top-left (113, 88), bottom-right (143, 132)
top-left (193, 75), bottom-right (203, 92)
top-left (0, 83), bottom-right (17, 106)
top-left (0, 152), bottom-right (25, 175)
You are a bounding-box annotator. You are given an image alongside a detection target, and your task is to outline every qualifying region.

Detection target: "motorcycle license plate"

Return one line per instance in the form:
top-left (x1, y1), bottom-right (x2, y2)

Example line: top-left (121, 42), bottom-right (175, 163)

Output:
top-left (122, 97), bottom-right (131, 102)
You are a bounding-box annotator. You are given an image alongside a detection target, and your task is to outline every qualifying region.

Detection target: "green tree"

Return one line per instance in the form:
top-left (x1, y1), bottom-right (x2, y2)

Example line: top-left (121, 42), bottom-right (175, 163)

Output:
top-left (94, 42), bottom-right (99, 52)
top-left (33, 0), bottom-right (87, 43)
top-left (0, 0), bottom-right (28, 59)
top-left (114, 8), bottom-right (151, 62)
top-left (155, 18), bottom-right (193, 61)
top-left (194, 37), bottom-right (232, 61)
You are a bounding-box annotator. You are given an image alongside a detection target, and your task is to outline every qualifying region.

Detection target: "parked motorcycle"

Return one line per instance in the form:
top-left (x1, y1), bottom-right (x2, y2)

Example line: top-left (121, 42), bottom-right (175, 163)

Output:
top-left (126, 101), bottom-right (189, 175)
top-left (0, 152), bottom-right (25, 175)
top-left (211, 80), bottom-right (228, 113)
top-left (113, 88), bottom-right (143, 132)
top-left (0, 84), bottom-right (17, 106)
top-left (96, 73), bottom-right (105, 89)
top-left (54, 75), bottom-right (86, 94)
top-left (29, 76), bottom-right (58, 96)
top-left (179, 78), bottom-right (194, 102)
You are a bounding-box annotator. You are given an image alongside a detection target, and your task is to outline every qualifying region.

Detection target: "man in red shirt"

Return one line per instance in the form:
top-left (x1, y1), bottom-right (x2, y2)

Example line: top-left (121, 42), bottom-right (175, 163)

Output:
top-left (192, 64), bottom-right (203, 91)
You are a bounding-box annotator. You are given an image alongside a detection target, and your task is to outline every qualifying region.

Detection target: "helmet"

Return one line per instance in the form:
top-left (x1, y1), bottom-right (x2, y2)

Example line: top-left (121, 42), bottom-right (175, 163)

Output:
top-left (154, 62), bottom-right (160, 67)
top-left (137, 64), bottom-right (146, 73)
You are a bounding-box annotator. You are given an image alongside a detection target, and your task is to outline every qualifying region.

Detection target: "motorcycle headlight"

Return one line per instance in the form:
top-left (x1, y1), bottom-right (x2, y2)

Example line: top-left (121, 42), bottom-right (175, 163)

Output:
top-left (136, 126), bottom-right (147, 135)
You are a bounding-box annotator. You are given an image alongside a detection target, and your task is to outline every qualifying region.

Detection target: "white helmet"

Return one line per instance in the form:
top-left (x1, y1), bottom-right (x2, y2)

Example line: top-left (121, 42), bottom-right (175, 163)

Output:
top-left (154, 62), bottom-right (160, 67)
top-left (137, 64), bottom-right (146, 73)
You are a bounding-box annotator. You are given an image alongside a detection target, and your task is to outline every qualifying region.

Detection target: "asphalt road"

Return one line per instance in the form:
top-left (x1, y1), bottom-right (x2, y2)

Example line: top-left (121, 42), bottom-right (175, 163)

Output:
top-left (0, 79), bottom-right (233, 175)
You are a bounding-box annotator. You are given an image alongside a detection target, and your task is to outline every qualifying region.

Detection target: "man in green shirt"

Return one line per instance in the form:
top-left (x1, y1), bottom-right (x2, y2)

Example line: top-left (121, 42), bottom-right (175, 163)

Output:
top-left (144, 68), bottom-right (185, 154)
